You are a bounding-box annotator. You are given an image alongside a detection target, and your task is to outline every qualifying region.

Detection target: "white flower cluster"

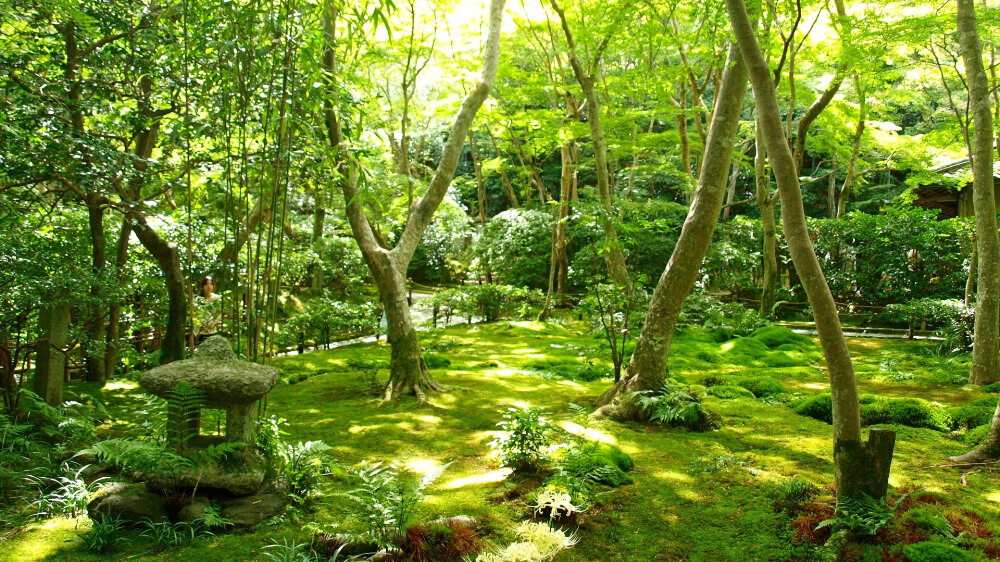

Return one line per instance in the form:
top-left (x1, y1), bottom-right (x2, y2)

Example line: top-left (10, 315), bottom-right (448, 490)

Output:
top-left (533, 489), bottom-right (579, 521)
top-left (476, 522), bottom-right (578, 562)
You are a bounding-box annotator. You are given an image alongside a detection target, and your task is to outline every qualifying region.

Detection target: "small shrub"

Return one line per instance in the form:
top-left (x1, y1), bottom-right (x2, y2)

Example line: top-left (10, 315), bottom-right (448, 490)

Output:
top-left (965, 424), bottom-right (991, 446)
top-left (769, 477), bottom-right (819, 514)
top-left (403, 520), bottom-right (482, 561)
top-left (792, 394), bottom-right (833, 424)
top-left (737, 376), bottom-right (786, 398)
top-left (490, 407), bottom-right (551, 470)
top-left (558, 442), bottom-right (634, 487)
top-left (750, 326), bottom-right (812, 349)
top-left (79, 515), bottom-right (131, 554)
top-left (902, 541), bottom-right (980, 562)
top-left (636, 380), bottom-right (720, 431)
top-left (140, 518), bottom-right (213, 549)
top-left (816, 494), bottom-right (893, 538)
top-left (706, 385), bottom-right (755, 400)
top-left (886, 399), bottom-right (951, 431)
top-left (951, 397), bottom-right (998, 430)
top-left (901, 507), bottom-right (965, 545)
top-left (424, 353), bottom-right (452, 370)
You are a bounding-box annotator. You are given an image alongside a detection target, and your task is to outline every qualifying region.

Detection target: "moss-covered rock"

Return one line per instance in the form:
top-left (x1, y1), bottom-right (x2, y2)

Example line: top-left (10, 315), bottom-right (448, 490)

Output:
top-left (720, 337), bottom-right (770, 362)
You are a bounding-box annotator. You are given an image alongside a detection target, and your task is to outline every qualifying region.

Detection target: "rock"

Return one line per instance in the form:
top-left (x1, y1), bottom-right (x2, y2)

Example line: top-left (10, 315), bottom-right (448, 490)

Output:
top-left (176, 496), bottom-right (212, 522)
top-left (87, 482), bottom-right (169, 523)
top-left (218, 491), bottom-right (289, 527)
top-left (143, 461), bottom-right (267, 496)
top-left (140, 336), bottom-right (279, 408)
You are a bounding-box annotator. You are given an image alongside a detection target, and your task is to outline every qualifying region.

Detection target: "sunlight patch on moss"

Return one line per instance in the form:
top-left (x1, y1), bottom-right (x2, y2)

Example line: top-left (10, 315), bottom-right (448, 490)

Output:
top-left (348, 423), bottom-right (388, 434)
top-left (557, 421), bottom-right (618, 445)
top-left (442, 468), bottom-right (512, 489)
top-left (102, 380), bottom-right (137, 392)
top-left (651, 470), bottom-right (695, 483)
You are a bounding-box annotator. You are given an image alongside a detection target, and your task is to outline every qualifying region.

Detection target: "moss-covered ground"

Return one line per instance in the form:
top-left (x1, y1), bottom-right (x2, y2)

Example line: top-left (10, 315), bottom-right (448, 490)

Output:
top-left (4, 321), bottom-right (998, 561)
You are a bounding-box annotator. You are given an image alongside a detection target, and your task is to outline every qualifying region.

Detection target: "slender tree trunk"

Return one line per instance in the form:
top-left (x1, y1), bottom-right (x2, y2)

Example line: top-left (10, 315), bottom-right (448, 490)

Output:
top-left (105, 216), bottom-right (132, 379)
top-left (957, 0), bottom-right (1000, 388)
top-left (486, 126), bottom-right (520, 209)
top-left (470, 130), bottom-right (488, 226)
top-left (35, 304), bottom-right (70, 407)
top-left (594, 42), bottom-right (748, 420)
top-left (837, 86), bottom-right (866, 220)
top-left (828, 158), bottom-right (838, 218)
top-left (323, 0), bottom-right (506, 401)
top-left (552, 0), bottom-right (631, 290)
top-left (130, 212), bottom-right (187, 364)
top-left (86, 193), bottom-right (108, 382)
top-left (540, 142), bottom-right (574, 320)
top-left (756, 120), bottom-right (778, 319)
top-left (965, 245), bottom-right (978, 307)
top-left (722, 160), bottom-right (740, 221)
top-left (728, 0), bottom-right (894, 501)
top-left (310, 190), bottom-right (327, 295)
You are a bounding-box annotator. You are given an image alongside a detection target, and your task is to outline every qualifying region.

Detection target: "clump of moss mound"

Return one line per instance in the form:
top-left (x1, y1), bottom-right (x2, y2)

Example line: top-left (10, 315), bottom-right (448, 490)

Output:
top-left (793, 394), bottom-right (952, 431)
top-left (965, 424), bottom-right (991, 446)
top-left (750, 326), bottom-right (814, 349)
top-left (736, 376), bottom-right (786, 398)
top-left (719, 337), bottom-right (770, 362)
top-left (521, 358), bottom-right (608, 382)
top-left (706, 385), bottom-right (755, 400)
top-left (903, 541), bottom-right (980, 562)
top-left (424, 353), bottom-right (452, 369)
top-left (950, 397), bottom-right (998, 430)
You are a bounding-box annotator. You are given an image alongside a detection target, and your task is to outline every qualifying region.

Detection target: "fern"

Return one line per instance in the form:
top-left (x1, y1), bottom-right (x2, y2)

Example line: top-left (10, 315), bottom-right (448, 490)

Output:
top-left (166, 382), bottom-right (206, 448)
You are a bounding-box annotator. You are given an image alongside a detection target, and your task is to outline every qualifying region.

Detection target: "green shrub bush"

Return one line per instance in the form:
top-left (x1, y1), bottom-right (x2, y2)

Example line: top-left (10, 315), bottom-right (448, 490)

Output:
top-left (737, 377), bottom-right (786, 398)
top-left (902, 541), bottom-right (979, 562)
top-left (489, 407), bottom-right (551, 471)
top-left (750, 326), bottom-right (812, 349)
top-left (791, 393), bottom-right (833, 424)
top-left (706, 385), bottom-right (755, 400)
top-left (950, 397), bottom-right (997, 430)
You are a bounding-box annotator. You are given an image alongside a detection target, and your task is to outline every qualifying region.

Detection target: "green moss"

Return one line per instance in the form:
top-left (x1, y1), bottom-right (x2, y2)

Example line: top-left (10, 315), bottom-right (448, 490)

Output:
top-left (886, 399), bottom-right (951, 431)
top-left (706, 385), bottom-right (755, 400)
top-left (860, 399), bottom-right (892, 425)
top-left (983, 381), bottom-right (1000, 393)
top-left (791, 393), bottom-right (833, 424)
top-left (720, 337), bottom-right (770, 361)
top-left (736, 377), bottom-right (786, 398)
top-left (950, 397), bottom-right (998, 430)
top-left (902, 541), bottom-right (980, 562)
top-left (424, 353), bottom-right (452, 369)
top-left (760, 351), bottom-right (803, 368)
top-left (965, 424), bottom-right (991, 446)
top-left (750, 326), bottom-right (813, 349)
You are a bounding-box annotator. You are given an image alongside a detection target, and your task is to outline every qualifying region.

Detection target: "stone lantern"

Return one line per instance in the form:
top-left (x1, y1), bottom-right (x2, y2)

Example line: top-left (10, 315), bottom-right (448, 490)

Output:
top-left (141, 336), bottom-right (279, 450)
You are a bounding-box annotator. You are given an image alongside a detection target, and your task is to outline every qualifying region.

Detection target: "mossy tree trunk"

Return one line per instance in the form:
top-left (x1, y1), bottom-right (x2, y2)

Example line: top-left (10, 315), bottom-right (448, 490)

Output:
top-left (958, 0), bottom-right (1000, 387)
top-left (726, 0), bottom-right (894, 500)
top-left (322, 0), bottom-right (506, 401)
top-left (593, 42), bottom-right (748, 421)
top-left (756, 118), bottom-right (778, 319)
top-left (952, 0), bottom-right (1000, 463)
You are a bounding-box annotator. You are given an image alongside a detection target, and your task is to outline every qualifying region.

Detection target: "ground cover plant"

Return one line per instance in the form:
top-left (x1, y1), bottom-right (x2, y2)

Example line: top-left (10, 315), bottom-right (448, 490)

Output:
top-left (2, 321), bottom-right (997, 561)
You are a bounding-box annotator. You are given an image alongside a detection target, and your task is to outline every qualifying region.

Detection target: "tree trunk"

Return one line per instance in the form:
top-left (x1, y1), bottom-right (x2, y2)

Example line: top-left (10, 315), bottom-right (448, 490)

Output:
top-left (594, 42), bottom-right (748, 420)
top-left (35, 303), bottom-right (70, 407)
top-left (310, 190), bottom-right (327, 295)
top-left (552, 0), bottom-right (631, 290)
top-left (727, 0), bottom-right (892, 500)
top-left (756, 120), bottom-right (778, 319)
top-left (86, 192), bottom-right (108, 382)
top-left (836, 86), bottom-right (866, 220)
top-left (105, 216), bottom-right (132, 379)
top-left (540, 142), bottom-right (574, 320)
top-left (958, 0), bottom-right (1000, 387)
top-left (130, 212), bottom-right (187, 364)
top-left (965, 245), bottom-right (978, 307)
top-left (324, 0), bottom-right (506, 401)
